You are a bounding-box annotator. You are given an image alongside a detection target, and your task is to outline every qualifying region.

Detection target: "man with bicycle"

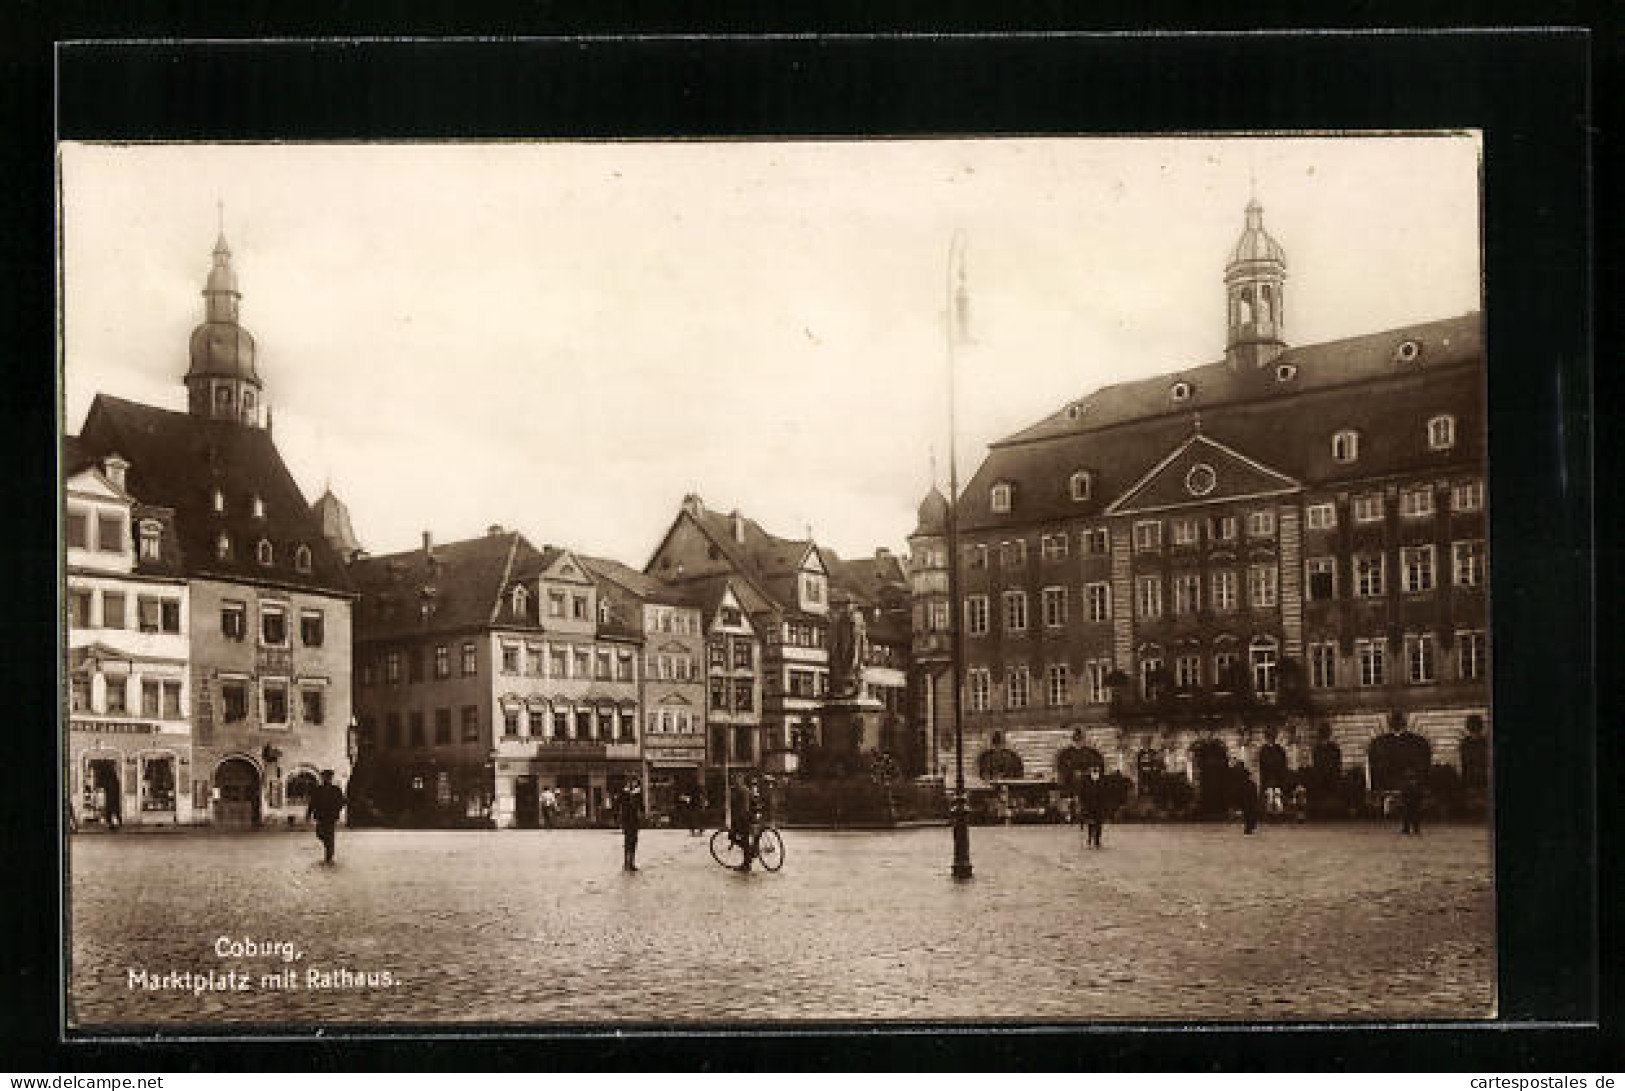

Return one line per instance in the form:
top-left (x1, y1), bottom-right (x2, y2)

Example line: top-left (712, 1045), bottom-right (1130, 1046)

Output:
top-left (727, 773), bottom-right (760, 872)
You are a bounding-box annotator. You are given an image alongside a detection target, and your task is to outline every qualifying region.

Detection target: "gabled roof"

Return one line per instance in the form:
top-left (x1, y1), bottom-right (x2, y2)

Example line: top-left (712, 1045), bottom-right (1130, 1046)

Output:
top-left (581, 555), bottom-right (699, 607)
top-left (75, 394), bottom-right (351, 594)
top-left (651, 503), bottom-right (831, 616)
top-left (824, 548), bottom-right (909, 607)
top-left (350, 530), bottom-right (532, 641)
top-left (666, 572), bottom-right (771, 631)
top-left (958, 313), bottom-right (1484, 532)
top-left (1106, 432), bottom-right (1300, 516)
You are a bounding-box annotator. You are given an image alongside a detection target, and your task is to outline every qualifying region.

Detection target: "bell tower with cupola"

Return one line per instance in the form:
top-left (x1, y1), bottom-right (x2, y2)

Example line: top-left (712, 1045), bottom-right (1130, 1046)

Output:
top-left (184, 222), bottom-right (265, 427)
top-left (1223, 196), bottom-right (1288, 371)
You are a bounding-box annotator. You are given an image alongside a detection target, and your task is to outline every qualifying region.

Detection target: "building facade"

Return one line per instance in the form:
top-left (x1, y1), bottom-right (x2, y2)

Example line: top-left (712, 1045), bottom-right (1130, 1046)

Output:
top-left (73, 230), bottom-right (354, 826)
top-left (65, 447), bottom-right (193, 827)
top-left (583, 557), bottom-right (711, 817)
top-left (940, 199), bottom-right (1489, 813)
top-left (351, 529), bottom-right (643, 828)
top-left (645, 495), bottom-right (832, 775)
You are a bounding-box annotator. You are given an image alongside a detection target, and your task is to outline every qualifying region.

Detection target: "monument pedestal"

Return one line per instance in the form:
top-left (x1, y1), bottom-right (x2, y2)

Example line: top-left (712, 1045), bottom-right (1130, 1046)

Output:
top-left (822, 695), bottom-right (885, 756)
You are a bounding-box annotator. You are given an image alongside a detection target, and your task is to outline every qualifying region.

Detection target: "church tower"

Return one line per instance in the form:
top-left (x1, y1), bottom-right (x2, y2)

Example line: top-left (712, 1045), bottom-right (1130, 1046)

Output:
top-left (1223, 197), bottom-right (1288, 371)
top-left (184, 228), bottom-right (265, 427)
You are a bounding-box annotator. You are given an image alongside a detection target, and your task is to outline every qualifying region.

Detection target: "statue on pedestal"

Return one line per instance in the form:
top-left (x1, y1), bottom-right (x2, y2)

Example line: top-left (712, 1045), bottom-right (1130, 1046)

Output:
top-left (828, 603), bottom-right (870, 701)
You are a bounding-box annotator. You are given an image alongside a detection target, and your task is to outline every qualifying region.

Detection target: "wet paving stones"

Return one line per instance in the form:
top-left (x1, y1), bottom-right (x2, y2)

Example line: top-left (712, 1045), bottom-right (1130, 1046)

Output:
top-left (68, 822), bottom-right (1494, 1028)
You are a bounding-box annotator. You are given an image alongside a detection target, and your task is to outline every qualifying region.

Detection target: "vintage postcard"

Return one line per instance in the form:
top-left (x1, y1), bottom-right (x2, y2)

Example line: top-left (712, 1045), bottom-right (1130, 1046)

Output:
top-left (60, 135), bottom-right (1493, 1028)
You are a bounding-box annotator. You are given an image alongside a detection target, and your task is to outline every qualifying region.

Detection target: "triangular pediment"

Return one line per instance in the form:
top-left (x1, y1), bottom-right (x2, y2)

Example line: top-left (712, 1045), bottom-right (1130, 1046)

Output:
top-left (542, 549), bottom-right (593, 586)
top-left (1107, 433), bottom-right (1300, 515)
top-left (66, 466), bottom-right (130, 503)
top-left (657, 639), bottom-right (688, 654)
top-left (799, 544), bottom-right (827, 576)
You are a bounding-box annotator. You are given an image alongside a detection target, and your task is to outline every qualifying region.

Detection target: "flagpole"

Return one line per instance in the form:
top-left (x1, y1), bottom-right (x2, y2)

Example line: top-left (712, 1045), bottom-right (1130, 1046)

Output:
top-left (945, 230), bottom-right (973, 881)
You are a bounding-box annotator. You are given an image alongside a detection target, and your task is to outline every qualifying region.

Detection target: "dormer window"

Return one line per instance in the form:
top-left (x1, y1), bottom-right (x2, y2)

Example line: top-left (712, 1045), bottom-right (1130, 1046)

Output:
top-left (252, 495), bottom-right (265, 519)
top-left (138, 521), bottom-right (162, 562)
top-left (1170, 381), bottom-right (1193, 403)
top-left (294, 544), bottom-right (313, 574)
top-left (1394, 338), bottom-right (1422, 364)
top-left (212, 488), bottom-right (225, 514)
top-left (990, 483), bottom-right (1013, 513)
top-left (511, 585), bottom-right (528, 617)
top-left (1428, 414), bottom-right (1456, 451)
top-left (1275, 362), bottom-right (1298, 382)
top-left (256, 539), bottom-right (274, 567)
top-left (1331, 430), bottom-right (1360, 464)
top-left (1069, 471), bottom-right (1093, 502)
top-left (215, 532), bottom-right (232, 561)
top-left (1066, 402), bottom-right (1090, 421)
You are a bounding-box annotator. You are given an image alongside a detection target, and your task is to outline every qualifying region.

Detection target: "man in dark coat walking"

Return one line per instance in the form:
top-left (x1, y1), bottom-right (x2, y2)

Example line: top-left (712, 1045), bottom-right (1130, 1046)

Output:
top-left (1399, 772), bottom-right (1424, 835)
top-left (619, 779), bottom-right (643, 871)
top-left (1233, 760), bottom-right (1260, 835)
top-left (1076, 766), bottom-right (1109, 848)
top-left (305, 770), bottom-right (347, 865)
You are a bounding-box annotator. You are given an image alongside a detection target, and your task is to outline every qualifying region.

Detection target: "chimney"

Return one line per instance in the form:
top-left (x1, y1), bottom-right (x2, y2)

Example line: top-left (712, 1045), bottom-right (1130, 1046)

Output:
top-left (102, 455), bottom-right (129, 492)
top-left (730, 510), bottom-right (745, 543)
top-left (682, 493), bottom-right (705, 518)
top-left (422, 530), bottom-right (434, 554)
top-left (487, 524), bottom-right (504, 537)
top-left (875, 547), bottom-right (891, 560)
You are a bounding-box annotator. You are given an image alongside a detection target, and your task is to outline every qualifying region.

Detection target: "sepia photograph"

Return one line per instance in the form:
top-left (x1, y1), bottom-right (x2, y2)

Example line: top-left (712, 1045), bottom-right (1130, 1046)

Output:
top-left (60, 134), bottom-right (1495, 1029)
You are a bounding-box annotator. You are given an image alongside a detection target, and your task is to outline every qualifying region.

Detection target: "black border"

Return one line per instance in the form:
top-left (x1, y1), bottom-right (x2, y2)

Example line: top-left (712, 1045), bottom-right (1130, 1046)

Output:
top-left (2, 21), bottom-right (1604, 1071)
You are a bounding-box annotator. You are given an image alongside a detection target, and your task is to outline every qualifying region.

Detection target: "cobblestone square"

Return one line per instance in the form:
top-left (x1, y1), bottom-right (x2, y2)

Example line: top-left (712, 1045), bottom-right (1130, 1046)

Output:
top-left (68, 823), bottom-right (1494, 1027)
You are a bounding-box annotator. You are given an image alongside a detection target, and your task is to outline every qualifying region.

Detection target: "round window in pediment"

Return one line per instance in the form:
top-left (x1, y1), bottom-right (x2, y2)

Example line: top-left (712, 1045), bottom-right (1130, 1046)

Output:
top-left (1185, 463), bottom-right (1217, 497)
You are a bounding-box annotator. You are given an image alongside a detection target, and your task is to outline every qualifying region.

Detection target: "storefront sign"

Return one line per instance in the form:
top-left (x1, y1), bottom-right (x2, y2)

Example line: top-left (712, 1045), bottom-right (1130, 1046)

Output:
top-left (649, 747), bottom-right (706, 762)
top-left (71, 719), bottom-right (158, 735)
top-left (533, 742), bottom-right (606, 760)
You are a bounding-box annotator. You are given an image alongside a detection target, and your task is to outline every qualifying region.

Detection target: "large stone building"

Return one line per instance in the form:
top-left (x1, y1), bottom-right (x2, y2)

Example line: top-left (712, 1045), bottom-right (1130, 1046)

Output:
top-left (64, 442), bottom-right (193, 826)
top-left (937, 198), bottom-right (1489, 814)
top-left (73, 231), bottom-right (355, 826)
top-left (350, 528), bottom-right (644, 827)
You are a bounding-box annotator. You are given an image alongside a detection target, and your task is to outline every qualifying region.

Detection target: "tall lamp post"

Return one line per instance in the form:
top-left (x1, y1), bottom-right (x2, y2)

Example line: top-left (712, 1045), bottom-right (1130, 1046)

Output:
top-left (946, 230), bottom-right (973, 881)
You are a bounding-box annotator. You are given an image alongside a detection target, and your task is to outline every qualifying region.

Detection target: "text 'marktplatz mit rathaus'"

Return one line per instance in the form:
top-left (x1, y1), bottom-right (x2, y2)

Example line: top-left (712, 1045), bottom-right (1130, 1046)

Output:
top-left (65, 195), bottom-right (1488, 833)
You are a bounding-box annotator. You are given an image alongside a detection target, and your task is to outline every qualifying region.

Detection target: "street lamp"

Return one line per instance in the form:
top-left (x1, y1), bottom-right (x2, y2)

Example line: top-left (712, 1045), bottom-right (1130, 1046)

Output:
top-left (945, 230), bottom-right (973, 881)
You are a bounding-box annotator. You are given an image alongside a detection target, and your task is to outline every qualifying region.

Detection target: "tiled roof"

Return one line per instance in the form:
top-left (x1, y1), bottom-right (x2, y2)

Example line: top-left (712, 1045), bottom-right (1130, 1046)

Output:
top-left (350, 530), bottom-right (529, 641)
top-left (959, 313), bottom-right (1484, 532)
top-left (663, 571), bottom-right (774, 626)
top-left (580, 555), bottom-right (698, 606)
top-left (75, 394), bottom-right (352, 594)
top-left (825, 549), bottom-right (909, 606)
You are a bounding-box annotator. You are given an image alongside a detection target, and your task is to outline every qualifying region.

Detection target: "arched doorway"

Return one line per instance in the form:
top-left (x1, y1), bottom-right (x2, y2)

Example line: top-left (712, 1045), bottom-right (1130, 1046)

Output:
top-left (1190, 738), bottom-right (1230, 817)
top-left (1368, 730), bottom-right (1432, 793)
top-left (1055, 743), bottom-right (1104, 789)
top-left (214, 757), bottom-right (261, 827)
top-left (88, 757), bottom-right (123, 828)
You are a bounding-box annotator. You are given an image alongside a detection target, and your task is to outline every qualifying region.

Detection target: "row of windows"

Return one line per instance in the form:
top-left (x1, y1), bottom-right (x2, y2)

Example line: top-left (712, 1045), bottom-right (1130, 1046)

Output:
top-left (971, 480), bottom-right (1483, 559)
top-left (362, 641), bottom-right (479, 685)
top-left (220, 601), bottom-right (325, 647)
top-left (66, 508), bottom-right (133, 555)
top-left (68, 587), bottom-right (183, 634)
top-left (781, 620), bottom-right (826, 648)
top-left (69, 674), bottom-right (184, 719)
top-left (965, 629), bottom-right (1487, 713)
top-left (211, 532), bottom-right (315, 574)
top-left (963, 541), bottom-right (1485, 633)
top-left (647, 707), bottom-right (699, 733)
top-left (785, 668), bottom-right (830, 699)
top-left (1307, 632), bottom-right (1487, 688)
top-left (507, 584), bottom-right (595, 622)
top-left (216, 678), bottom-right (326, 727)
top-left (706, 636), bottom-right (757, 671)
top-left (500, 642), bottom-right (636, 682)
top-left (708, 676), bottom-right (757, 713)
top-left (497, 705), bottom-right (636, 744)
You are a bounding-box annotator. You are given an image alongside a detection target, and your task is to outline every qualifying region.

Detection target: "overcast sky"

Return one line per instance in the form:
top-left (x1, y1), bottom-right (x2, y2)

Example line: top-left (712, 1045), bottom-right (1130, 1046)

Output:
top-left (60, 135), bottom-right (1481, 565)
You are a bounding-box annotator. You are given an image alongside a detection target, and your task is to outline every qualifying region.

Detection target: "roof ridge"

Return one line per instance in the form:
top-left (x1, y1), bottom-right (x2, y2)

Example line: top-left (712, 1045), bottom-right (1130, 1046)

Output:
top-left (488, 532), bottom-right (522, 625)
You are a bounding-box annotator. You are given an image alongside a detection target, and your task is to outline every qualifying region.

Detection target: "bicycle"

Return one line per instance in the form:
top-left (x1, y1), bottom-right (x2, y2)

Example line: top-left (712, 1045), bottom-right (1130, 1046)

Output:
top-left (709, 822), bottom-right (785, 872)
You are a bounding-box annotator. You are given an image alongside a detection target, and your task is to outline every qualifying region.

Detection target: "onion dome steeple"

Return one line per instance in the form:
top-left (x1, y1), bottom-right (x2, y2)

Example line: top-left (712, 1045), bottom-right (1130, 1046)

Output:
top-left (1224, 196), bottom-right (1288, 371)
top-left (185, 216), bottom-right (265, 427)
